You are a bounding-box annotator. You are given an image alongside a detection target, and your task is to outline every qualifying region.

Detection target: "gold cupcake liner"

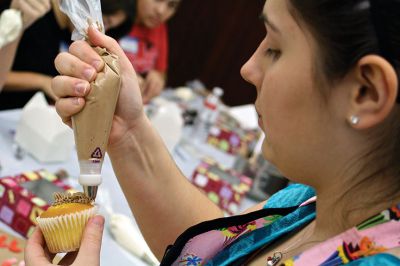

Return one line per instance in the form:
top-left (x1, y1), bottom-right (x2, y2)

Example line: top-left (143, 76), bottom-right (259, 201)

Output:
top-left (36, 206), bottom-right (97, 253)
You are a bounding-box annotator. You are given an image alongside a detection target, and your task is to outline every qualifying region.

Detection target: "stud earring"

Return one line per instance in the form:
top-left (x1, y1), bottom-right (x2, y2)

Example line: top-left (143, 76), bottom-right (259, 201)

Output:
top-left (350, 115), bottom-right (360, 125)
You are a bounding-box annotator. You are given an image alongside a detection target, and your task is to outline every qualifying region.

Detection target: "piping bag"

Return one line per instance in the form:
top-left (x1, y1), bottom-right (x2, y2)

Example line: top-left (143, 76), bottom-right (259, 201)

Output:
top-left (59, 0), bottom-right (121, 201)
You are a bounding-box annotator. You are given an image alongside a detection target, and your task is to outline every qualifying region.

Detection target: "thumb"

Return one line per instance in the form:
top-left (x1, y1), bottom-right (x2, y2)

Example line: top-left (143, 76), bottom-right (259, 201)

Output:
top-left (73, 215), bottom-right (105, 265)
top-left (87, 27), bottom-right (136, 73)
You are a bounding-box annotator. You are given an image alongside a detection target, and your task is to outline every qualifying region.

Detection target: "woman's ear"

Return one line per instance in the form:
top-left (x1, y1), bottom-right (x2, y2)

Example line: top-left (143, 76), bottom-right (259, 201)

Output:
top-left (347, 55), bottom-right (398, 129)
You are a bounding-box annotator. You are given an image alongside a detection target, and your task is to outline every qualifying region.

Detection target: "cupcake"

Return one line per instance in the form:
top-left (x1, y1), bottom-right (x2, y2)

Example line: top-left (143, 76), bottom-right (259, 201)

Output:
top-left (36, 192), bottom-right (97, 253)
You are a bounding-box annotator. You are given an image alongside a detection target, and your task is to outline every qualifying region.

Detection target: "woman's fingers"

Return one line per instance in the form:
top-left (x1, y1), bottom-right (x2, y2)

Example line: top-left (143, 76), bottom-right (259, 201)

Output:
top-left (24, 0), bottom-right (49, 13)
top-left (54, 52), bottom-right (97, 82)
top-left (16, 0), bottom-right (51, 29)
top-left (52, 76), bottom-right (90, 99)
top-left (53, 44), bottom-right (96, 127)
top-left (55, 97), bottom-right (85, 126)
top-left (24, 227), bottom-right (54, 266)
top-left (69, 40), bottom-right (105, 72)
top-left (87, 27), bottom-right (122, 58)
top-left (52, 75), bottom-right (89, 126)
top-left (74, 216), bottom-right (105, 265)
top-left (87, 27), bottom-right (136, 72)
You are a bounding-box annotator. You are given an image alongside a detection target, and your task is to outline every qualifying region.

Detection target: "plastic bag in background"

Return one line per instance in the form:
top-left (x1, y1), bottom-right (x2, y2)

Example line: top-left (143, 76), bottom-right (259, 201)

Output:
top-left (59, 0), bottom-right (104, 40)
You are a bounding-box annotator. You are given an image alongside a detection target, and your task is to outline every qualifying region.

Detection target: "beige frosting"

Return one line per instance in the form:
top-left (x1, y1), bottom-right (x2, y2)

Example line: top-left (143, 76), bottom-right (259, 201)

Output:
top-left (72, 48), bottom-right (121, 163)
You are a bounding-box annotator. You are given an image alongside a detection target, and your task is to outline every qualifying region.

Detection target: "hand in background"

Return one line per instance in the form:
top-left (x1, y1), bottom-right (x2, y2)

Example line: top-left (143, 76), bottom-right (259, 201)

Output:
top-left (137, 74), bottom-right (145, 92)
top-left (142, 70), bottom-right (165, 104)
top-left (40, 74), bottom-right (57, 100)
top-left (11, 0), bottom-right (51, 30)
top-left (24, 216), bottom-right (105, 266)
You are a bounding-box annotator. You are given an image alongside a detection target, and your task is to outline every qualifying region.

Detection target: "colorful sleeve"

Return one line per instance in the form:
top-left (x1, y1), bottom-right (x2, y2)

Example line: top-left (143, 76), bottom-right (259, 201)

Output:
top-left (347, 253), bottom-right (400, 265)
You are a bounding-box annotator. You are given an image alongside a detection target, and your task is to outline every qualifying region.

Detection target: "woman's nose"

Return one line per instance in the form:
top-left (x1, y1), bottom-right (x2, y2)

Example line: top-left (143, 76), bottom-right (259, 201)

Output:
top-left (241, 42), bottom-right (265, 88)
top-left (241, 56), bottom-right (257, 86)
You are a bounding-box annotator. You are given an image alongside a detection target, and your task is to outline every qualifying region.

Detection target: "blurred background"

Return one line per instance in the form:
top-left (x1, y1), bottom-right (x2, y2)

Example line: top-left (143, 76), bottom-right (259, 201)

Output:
top-left (167, 0), bottom-right (265, 106)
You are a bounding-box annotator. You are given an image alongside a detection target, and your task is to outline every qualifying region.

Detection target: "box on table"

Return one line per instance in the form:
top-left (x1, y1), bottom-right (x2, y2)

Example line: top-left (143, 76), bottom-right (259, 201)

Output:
top-left (191, 158), bottom-right (253, 214)
top-left (207, 112), bottom-right (260, 157)
top-left (14, 92), bottom-right (74, 163)
top-left (0, 170), bottom-right (77, 238)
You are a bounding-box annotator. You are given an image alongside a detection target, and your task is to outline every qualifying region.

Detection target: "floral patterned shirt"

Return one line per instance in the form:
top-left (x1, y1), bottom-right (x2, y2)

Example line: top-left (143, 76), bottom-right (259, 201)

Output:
top-left (160, 184), bottom-right (400, 266)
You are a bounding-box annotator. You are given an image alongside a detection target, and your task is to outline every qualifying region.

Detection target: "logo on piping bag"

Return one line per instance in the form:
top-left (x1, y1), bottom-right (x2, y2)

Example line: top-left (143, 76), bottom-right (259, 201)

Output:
top-left (91, 147), bottom-right (102, 159)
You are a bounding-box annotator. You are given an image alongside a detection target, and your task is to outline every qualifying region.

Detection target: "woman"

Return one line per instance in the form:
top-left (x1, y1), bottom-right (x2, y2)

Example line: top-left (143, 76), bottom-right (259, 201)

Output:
top-left (0, 0), bottom-right (135, 110)
top-left (27, 0), bottom-right (400, 265)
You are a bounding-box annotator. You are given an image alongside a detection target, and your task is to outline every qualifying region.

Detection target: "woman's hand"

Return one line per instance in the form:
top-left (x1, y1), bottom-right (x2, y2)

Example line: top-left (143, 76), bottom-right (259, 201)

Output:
top-left (142, 70), bottom-right (165, 104)
top-left (25, 216), bottom-right (105, 266)
top-left (11, 0), bottom-right (51, 30)
top-left (52, 26), bottom-right (145, 147)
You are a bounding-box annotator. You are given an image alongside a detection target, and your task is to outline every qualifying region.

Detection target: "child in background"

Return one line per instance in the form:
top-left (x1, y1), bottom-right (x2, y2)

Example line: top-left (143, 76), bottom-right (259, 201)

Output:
top-left (119, 0), bottom-right (181, 104)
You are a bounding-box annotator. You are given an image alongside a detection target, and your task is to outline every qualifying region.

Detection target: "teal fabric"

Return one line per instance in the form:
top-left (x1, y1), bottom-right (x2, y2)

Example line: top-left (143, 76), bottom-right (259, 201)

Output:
top-left (206, 184), bottom-right (316, 266)
top-left (263, 183), bottom-right (316, 208)
top-left (347, 253), bottom-right (400, 265)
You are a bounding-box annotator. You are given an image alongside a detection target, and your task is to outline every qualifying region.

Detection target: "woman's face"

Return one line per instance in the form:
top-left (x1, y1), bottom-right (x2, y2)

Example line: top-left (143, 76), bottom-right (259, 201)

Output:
top-left (103, 10), bottom-right (127, 31)
top-left (241, 0), bottom-right (344, 181)
top-left (136, 0), bottom-right (180, 28)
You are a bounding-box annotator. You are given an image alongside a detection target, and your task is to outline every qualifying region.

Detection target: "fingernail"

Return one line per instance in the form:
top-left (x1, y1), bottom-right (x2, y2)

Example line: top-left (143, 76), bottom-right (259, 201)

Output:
top-left (83, 68), bottom-right (95, 80)
top-left (91, 216), bottom-right (104, 227)
top-left (92, 60), bottom-right (102, 71)
top-left (94, 26), bottom-right (102, 33)
top-left (75, 83), bottom-right (87, 95)
top-left (89, 25), bottom-right (100, 35)
top-left (73, 97), bottom-right (82, 105)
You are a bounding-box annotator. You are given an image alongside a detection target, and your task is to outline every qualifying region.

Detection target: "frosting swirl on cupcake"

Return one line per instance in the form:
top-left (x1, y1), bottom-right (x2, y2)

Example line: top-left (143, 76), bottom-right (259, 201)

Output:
top-left (53, 192), bottom-right (93, 206)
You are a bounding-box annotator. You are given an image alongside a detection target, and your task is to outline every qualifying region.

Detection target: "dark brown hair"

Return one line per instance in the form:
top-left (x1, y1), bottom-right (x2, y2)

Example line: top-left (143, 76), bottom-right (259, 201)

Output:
top-left (288, 0), bottom-right (400, 101)
top-left (101, 0), bottom-right (136, 39)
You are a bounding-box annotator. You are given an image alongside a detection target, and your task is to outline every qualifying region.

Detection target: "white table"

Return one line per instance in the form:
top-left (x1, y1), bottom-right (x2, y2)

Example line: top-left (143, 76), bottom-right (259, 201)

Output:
top-left (0, 109), bottom-right (258, 266)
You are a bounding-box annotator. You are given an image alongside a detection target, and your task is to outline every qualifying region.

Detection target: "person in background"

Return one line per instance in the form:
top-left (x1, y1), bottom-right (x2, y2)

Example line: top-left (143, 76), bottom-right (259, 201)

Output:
top-left (119, 0), bottom-right (181, 104)
top-left (28, 0), bottom-right (400, 265)
top-left (101, 0), bottom-right (137, 41)
top-left (0, 0), bottom-right (136, 110)
top-left (0, 0), bottom-right (50, 91)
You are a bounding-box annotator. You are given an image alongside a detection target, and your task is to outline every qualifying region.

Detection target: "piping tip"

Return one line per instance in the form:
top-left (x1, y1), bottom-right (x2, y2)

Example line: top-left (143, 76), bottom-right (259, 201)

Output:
top-left (83, 185), bottom-right (98, 201)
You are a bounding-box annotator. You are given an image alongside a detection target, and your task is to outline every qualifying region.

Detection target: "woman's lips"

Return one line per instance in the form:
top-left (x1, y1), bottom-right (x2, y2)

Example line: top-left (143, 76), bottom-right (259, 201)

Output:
top-left (255, 107), bottom-right (262, 129)
top-left (257, 114), bottom-right (265, 131)
top-left (255, 106), bottom-right (264, 130)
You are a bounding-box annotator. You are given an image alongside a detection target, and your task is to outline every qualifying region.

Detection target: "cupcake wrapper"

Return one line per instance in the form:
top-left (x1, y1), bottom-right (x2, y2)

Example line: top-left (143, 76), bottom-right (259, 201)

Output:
top-left (36, 206), bottom-right (97, 253)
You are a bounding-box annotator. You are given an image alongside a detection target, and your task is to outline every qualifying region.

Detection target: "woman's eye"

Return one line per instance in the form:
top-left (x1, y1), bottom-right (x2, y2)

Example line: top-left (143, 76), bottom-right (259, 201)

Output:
top-left (265, 48), bottom-right (281, 61)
